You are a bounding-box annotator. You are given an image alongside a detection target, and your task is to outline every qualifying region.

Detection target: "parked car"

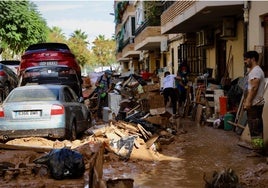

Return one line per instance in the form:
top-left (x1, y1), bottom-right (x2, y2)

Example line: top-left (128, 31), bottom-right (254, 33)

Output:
top-left (20, 42), bottom-right (81, 80)
top-left (18, 65), bottom-right (83, 97)
top-left (0, 60), bottom-right (20, 74)
top-left (0, 84), bottom-right (91, 141)
top-left (0, 63), bottom-right (19, 102)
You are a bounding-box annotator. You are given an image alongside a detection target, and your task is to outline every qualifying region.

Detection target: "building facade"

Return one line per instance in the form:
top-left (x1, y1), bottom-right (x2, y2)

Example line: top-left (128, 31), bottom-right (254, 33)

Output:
top-left (114, 1), bottom-right (268, 81)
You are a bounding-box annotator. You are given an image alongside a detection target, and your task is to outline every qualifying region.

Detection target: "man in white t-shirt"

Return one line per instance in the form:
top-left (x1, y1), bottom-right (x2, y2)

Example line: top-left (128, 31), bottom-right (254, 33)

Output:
top-left (162, 71), bottom-right (179, 117)
top-left (243, 51), bottom-right (265, 137)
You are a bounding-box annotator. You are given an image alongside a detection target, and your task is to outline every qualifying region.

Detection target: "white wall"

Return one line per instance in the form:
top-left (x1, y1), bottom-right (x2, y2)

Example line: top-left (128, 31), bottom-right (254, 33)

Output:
top-left (247, 1), bottom-right (268, 50)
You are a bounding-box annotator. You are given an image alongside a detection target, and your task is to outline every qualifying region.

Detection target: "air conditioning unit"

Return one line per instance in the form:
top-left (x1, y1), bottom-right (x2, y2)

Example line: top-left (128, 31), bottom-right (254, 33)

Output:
top-left (221, 17), bottom-right (236, 38)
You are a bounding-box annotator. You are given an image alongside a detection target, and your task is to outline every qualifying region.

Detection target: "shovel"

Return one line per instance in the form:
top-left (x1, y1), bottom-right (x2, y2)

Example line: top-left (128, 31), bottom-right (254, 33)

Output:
top-left (227, 121), bottom-right (251, 143)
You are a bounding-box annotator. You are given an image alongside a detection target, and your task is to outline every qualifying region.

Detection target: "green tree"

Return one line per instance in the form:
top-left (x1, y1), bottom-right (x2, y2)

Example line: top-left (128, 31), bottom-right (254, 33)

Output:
top-left (70, 29), bottom-right (88, 44)
top-left (0, 0), bottom-right (48, 57)
top-left (68, 30), bottom-right (90, 67)
top-left (47, 26), bottom-right (67, 43)
top-left (91, 35), bottom-right (116, 69)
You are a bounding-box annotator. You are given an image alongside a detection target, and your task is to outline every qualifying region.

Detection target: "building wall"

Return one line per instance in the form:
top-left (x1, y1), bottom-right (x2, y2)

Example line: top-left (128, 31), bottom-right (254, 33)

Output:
top-left (205, 20), bottom-right (244, 80)
top-left (227, 20), bottom-right (245, 79)
top-left (248, 1), bottom-right (267, 50)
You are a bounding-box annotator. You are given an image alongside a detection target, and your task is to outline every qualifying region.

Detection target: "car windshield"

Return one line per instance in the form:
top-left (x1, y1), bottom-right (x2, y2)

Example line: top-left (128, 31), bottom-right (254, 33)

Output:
top-left (6, 88), bottom-right (59, 102)
top-left (20, 67), bottom-right (79, 85)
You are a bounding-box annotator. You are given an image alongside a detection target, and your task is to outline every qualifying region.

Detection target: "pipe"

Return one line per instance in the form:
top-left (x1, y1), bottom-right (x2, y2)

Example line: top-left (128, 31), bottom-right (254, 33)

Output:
top-left (243, 1), bottom-right (249, 75)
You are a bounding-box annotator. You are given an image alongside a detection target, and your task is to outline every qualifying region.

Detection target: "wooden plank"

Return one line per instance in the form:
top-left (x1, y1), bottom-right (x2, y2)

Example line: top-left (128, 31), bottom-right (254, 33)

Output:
top-left (195, 104), bottom-right (203, 124)
top-left (145, 135), bottom-right (159, 149)
top-left (117, 121), bottom-right (139, 132)
top-left (0, 143), bottom-right (53, 152)
top-left (137, 124), bottom-right (149, 140)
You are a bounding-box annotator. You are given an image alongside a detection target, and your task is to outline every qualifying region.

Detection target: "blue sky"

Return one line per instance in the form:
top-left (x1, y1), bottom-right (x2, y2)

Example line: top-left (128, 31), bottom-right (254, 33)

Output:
top-left (32, 1), bottom-right (115, 44)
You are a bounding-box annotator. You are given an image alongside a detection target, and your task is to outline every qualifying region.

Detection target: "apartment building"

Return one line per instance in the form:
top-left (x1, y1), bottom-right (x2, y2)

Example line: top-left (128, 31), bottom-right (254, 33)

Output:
top-left (114, 1), bottom-right (268, 81)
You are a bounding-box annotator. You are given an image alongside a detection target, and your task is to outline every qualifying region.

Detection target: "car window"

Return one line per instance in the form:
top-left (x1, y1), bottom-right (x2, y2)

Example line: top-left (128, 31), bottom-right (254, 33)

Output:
top-left (3, 66), bottom-right (17, 78)
top-left (63, 88), bottom-right (76, 102)
top-left (20, 67), bottom-right (79, 86)
top-left (6, 89), bottom-right (59, 102)
top-left (26, 43), bottom-right (70, 51)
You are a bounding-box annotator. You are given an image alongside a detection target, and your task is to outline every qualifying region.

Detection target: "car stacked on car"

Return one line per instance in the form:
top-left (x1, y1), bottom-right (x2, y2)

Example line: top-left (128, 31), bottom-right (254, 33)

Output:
top-left (0, 42), bottom-right (91, 141)
top-left (20, 42), bottom-right (81, 78)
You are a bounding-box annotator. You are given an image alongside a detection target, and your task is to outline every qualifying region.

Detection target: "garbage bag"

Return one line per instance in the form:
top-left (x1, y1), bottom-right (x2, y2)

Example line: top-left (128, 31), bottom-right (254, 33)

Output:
top-left (34, 147), bottom-right (85, 180)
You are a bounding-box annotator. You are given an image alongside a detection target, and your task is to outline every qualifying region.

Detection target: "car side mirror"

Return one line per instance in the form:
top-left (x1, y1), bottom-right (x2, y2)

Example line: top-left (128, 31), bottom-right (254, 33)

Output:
top-left (78, 97), bottom-right (84, 103)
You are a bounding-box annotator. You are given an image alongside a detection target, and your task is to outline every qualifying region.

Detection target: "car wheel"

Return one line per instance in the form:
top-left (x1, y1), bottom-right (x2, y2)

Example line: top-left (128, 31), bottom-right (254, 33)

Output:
top-left (70, 121), bottom-right (77, 141)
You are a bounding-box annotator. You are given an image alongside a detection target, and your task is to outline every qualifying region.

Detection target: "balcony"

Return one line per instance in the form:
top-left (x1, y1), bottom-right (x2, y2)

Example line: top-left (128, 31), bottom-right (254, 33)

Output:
top-left (161, 1), bottom-right (244, 34)
top-left (122, 38), bottom-right (140, 58)
top-left (116, 52), bottom-right (129, 62)
top-left (134, 20), bottom-right (165, 51)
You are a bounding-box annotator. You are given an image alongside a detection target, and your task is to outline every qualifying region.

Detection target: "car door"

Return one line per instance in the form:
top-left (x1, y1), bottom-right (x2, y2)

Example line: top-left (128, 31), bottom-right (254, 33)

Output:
top-left (4, 66), bottom-right (18, 89)
top-left (63, 87), bottom-right (89, 133)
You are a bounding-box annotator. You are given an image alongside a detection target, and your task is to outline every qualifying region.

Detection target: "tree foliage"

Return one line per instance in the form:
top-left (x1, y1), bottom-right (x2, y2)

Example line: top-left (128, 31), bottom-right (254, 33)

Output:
top-left (67, 37), bottom-right (90, 67)
top-left (47, 26), bottom-right (66, 43)
top-left (91, 35), bottom-right (116, 68)
top-left (70, 29), bottom-right (88, 44)
top-left (0, 0), bottom-right (48, 56)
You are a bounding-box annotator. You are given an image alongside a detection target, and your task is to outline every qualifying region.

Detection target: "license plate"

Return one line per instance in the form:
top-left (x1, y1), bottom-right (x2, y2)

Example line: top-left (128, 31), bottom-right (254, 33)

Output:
top-left (39, 61), bottom-right (58, 66)
top-left (16, 111), bottom-right (41, 118)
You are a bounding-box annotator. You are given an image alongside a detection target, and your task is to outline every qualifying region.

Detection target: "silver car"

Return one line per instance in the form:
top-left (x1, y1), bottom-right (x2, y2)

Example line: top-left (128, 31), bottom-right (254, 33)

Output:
top-left (0, 84), bottom-right (91, 141)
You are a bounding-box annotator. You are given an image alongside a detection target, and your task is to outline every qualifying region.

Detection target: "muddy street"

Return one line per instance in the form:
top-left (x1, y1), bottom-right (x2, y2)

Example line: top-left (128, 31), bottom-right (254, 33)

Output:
top-left (102, 118), bottom-right (268, 188)
top-left (0, 117), bottom-right (267, 187)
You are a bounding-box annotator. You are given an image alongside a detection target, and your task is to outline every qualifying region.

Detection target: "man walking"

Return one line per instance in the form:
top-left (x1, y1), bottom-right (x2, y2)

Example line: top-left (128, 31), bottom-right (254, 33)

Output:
top-left (243, 51), bottom-right (265, 137)
top-left (162, 71), bottom-right (179, 118)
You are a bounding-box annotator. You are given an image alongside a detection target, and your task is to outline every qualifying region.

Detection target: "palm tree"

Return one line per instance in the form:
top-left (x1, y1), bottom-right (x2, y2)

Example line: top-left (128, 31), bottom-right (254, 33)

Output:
top-left (48, 26), bottom-right (66, 42)
top-left (70, 29), bottom-right (88, 44)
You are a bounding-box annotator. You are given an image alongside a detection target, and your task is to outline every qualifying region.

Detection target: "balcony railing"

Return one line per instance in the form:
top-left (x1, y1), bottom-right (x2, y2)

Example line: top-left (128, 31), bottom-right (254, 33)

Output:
top-left (135, 18), bottom-right (161, 37)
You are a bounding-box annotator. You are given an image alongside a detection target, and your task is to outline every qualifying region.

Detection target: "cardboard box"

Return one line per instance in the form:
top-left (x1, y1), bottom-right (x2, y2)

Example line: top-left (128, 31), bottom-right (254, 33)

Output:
top-left (148, 94), bottom-right (166, 115)
top-left (143, 83), bottom-right (160, 93)
top-left (145, 115), bottom-right (169, 127)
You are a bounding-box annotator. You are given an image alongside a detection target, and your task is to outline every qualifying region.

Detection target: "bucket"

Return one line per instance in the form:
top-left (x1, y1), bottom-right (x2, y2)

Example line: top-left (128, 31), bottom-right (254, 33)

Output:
top-left (103, 107), bottom-right (112, 122)
top-left (224, 113), bottom-right (234, 131)
top-left (219, 96), bottom-right (228, 116)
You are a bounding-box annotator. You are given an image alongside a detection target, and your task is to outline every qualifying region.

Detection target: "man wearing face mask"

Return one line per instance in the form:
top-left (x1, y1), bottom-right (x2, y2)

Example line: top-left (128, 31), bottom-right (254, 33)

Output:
top-left (95, 69), bottom-right (113, 119)
top-left (243, 51), bottom-right (265, 137)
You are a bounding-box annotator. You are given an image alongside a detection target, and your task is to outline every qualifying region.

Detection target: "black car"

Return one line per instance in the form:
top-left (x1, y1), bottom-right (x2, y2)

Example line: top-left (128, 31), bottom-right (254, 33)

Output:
top-left (0, 63), bottom-right (19, 102)
top-left (18, 65), bottom-right (83, 97)
top-left (0, 60), bottom-right (20, 74)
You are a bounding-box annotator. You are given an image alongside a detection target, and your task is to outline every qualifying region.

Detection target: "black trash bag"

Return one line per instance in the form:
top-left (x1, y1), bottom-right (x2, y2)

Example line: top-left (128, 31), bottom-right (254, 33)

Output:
top-left (34, 147), bottom-right (85, 180)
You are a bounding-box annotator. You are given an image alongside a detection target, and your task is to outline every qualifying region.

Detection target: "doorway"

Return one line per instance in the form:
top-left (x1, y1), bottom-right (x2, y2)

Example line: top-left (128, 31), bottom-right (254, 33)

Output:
top-left (216, 37), bottom-right (227, 83)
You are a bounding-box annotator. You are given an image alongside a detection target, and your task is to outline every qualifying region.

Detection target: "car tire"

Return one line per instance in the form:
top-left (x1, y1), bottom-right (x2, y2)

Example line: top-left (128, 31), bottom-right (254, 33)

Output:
top-left (70, 120), bottom-right (77, 141)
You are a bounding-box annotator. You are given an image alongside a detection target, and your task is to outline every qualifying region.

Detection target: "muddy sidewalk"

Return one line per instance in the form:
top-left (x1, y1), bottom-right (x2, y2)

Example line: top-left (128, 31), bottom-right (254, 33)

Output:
top-left (103, 117), bottom-right (268, 188)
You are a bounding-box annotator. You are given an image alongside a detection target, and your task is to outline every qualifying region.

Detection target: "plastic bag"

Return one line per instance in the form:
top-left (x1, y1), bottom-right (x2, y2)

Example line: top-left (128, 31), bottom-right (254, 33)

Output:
top-left (34, 147), bottom-right (85, 180)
